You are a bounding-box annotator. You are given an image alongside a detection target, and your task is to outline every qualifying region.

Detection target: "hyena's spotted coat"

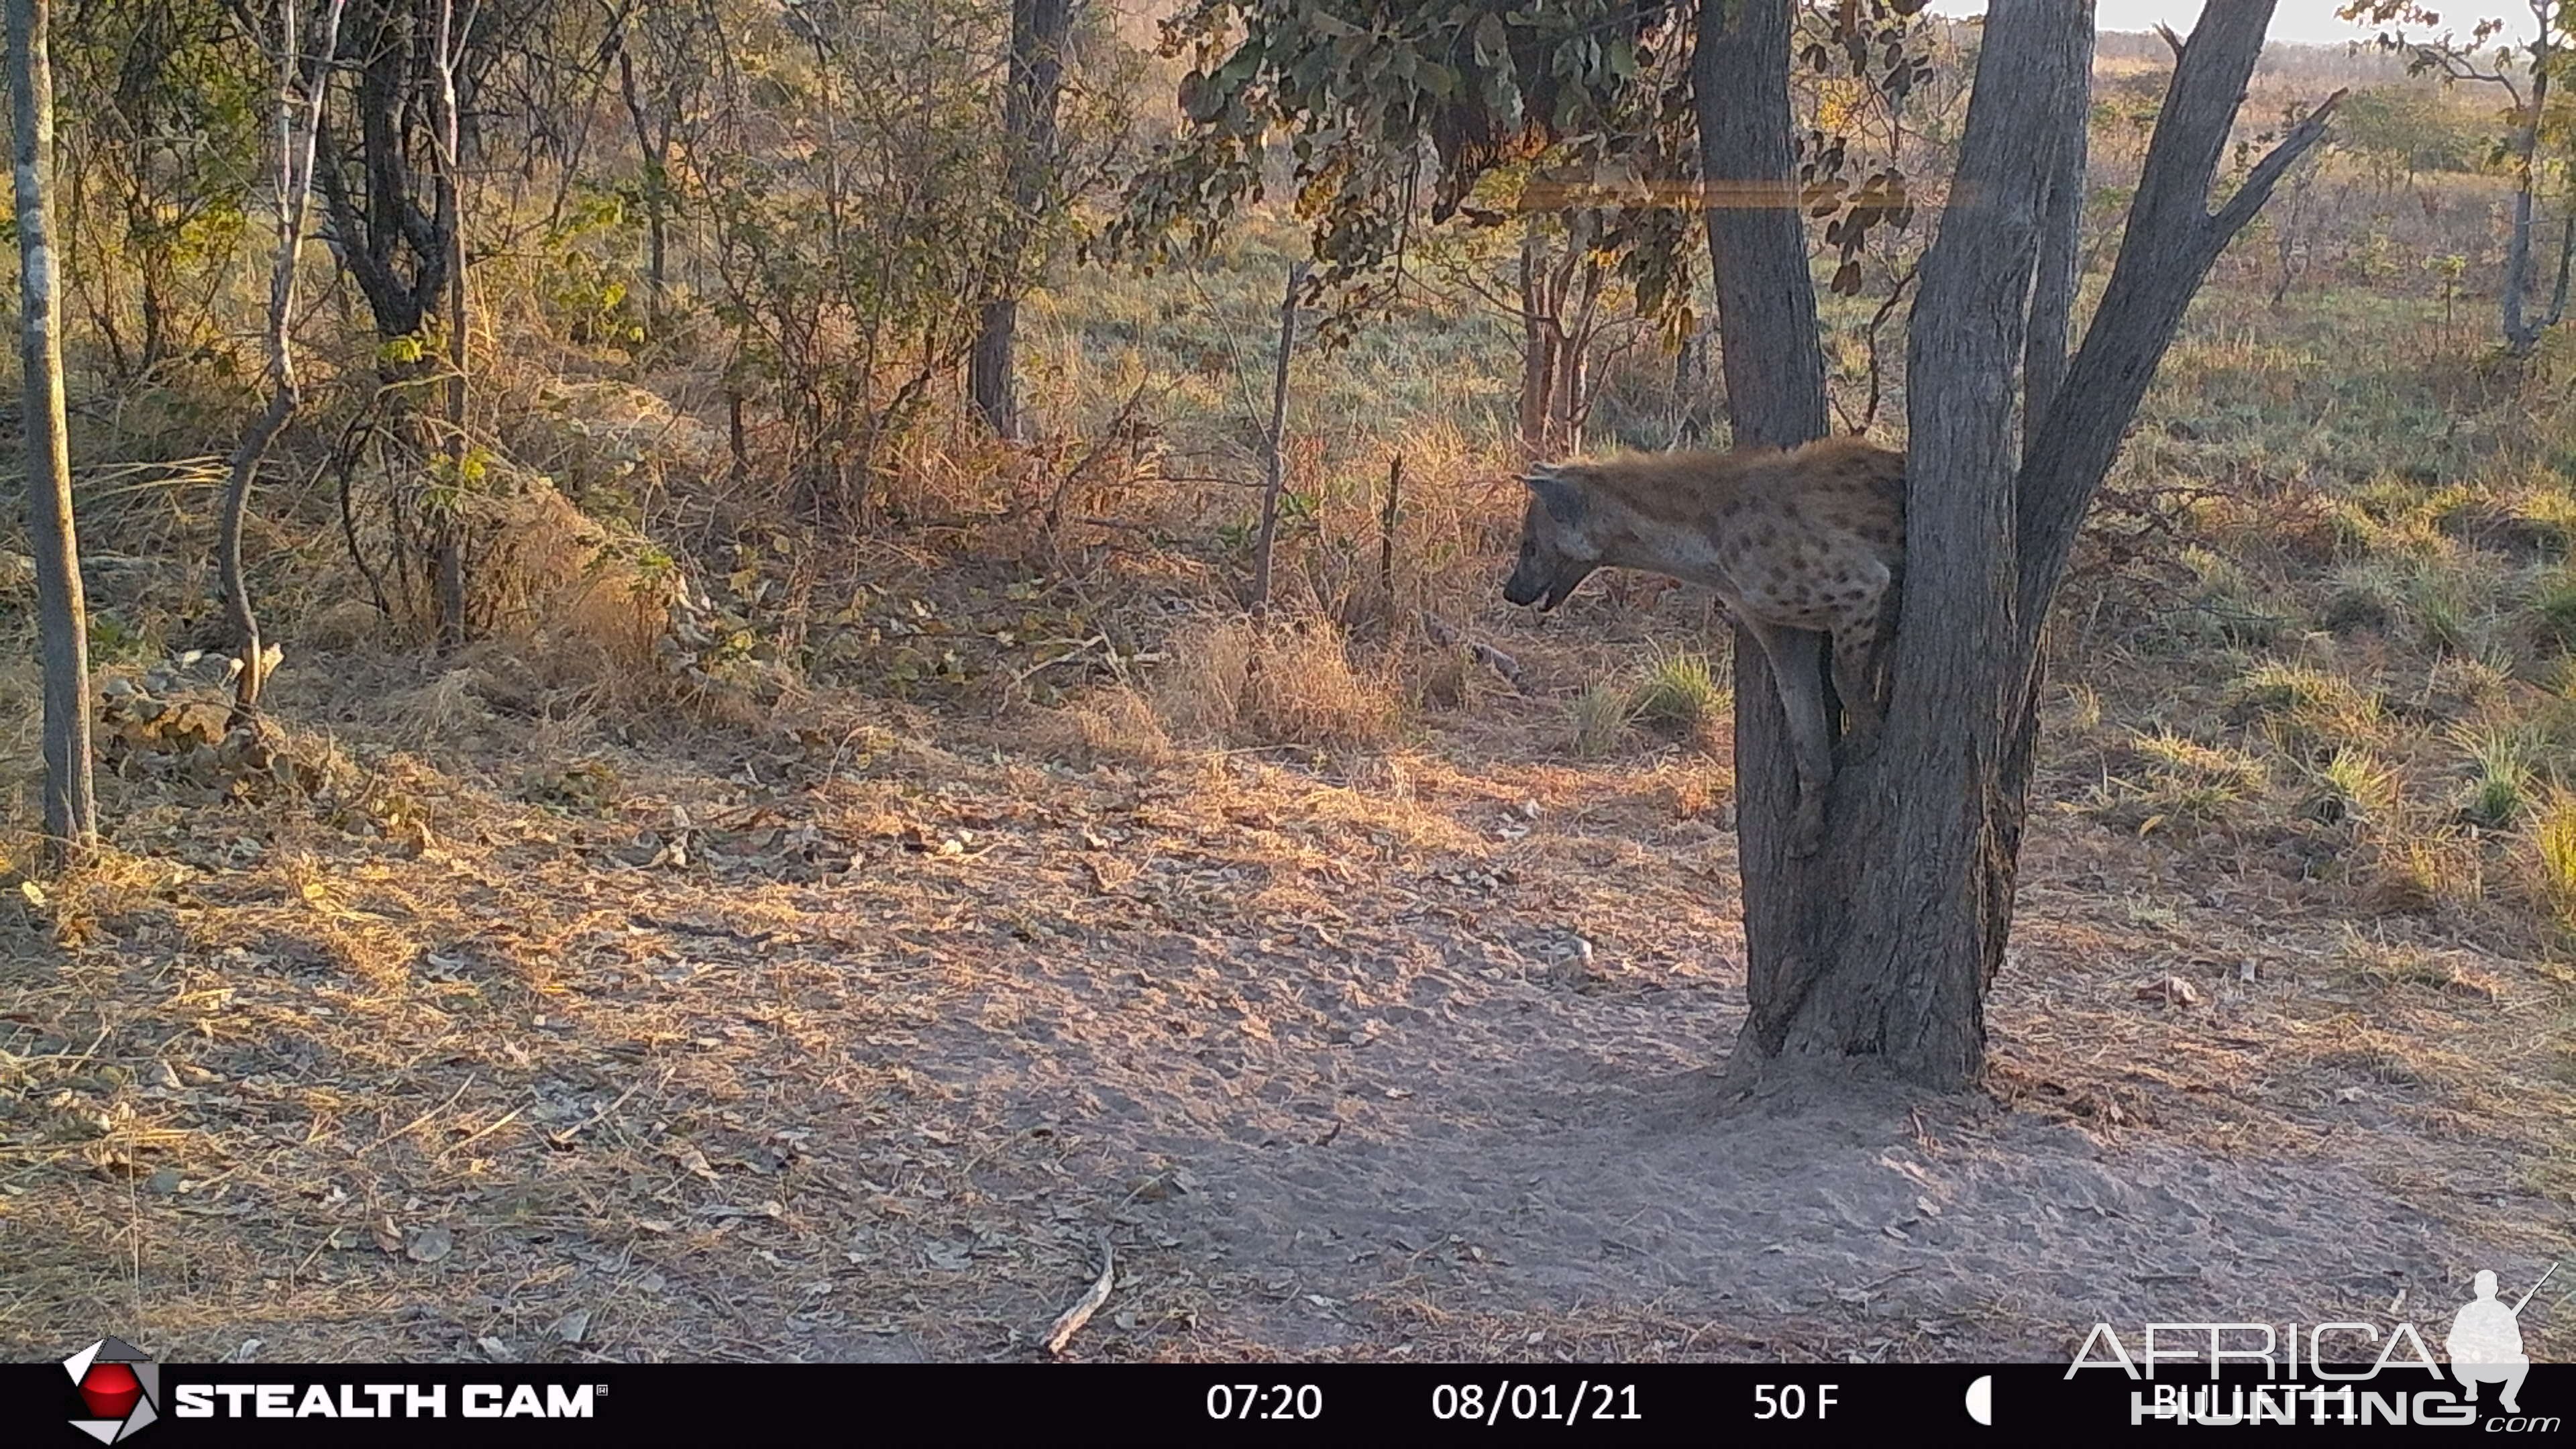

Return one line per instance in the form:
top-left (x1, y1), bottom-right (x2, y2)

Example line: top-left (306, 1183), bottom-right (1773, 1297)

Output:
top-left (1501, 437), bottom-right (1906, 855)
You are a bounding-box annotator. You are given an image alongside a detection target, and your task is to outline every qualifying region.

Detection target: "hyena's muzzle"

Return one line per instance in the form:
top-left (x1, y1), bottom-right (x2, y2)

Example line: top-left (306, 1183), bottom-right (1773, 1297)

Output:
top-left (1501, 469), bottom-right (1597, 612)
top-left (1501, 539), bottom-right (1595, 611)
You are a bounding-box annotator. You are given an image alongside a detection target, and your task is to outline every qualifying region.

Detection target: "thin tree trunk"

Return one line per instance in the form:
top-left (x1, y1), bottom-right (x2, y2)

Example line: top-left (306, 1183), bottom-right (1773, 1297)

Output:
top-left (9, 0), bottom-right (96, 867)
top-left (2504, 40), bottom-right (2552, 354)
top-left (1379, 451), bottom-right (1402, 607)
top-left (1250, 261), bottom-right (1307, 615)
top-left (223, 0), bottom-right (347, 724)
top-left (430, 0), bottom-right (468, 647)
top-left (969, 0), bottom-right (1071, 439)
top-left (1517, 228), bottom-right (1555, 458)
top-left (2543, 209), bottom-right (2576, 331)
top-left (615, 45), bottom-right (671, 316)
top-left (2023, 52), bottom-right (2088, 441)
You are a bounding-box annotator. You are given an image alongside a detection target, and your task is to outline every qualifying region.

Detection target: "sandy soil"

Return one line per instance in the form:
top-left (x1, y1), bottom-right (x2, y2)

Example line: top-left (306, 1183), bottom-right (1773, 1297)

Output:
top-left (3, 612), bottom-right (2569, 1367)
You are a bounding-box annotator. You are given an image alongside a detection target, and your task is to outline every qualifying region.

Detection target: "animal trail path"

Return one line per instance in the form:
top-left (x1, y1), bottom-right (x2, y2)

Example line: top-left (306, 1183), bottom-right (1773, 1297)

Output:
top-left (816, 778), bottom-right (2540, 1361)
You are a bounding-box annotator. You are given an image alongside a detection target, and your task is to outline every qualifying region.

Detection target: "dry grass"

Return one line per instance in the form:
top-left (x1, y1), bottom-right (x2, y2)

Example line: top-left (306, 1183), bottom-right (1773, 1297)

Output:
top-left (1045, 684), bottom-right (1177, 768)
top-left (5, 618), bottom-right (2569, 1364)
top-left (1150, 618), bottom-right (1254, 743)
top-left (1240, 619), bottom-right (1399, 749)
top-left (1148, 614), bottom-right (1397, 751)
top-left (1570, 681), bottom-right (1635, 758)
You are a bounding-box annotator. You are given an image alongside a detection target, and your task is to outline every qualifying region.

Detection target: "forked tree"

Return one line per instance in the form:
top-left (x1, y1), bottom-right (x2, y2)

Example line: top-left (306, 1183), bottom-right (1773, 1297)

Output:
top-left (1122, 0), bottom-right (2336, 1088)
top-left (9, 0), bottom-right (97, 867)
top-left (1716, 0), bottom-right (2333, 1086)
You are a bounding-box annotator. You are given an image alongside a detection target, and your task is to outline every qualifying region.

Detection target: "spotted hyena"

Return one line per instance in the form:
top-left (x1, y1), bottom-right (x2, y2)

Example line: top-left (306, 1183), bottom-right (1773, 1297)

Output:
top-left (1501, 436), bottom-right (1905, 855)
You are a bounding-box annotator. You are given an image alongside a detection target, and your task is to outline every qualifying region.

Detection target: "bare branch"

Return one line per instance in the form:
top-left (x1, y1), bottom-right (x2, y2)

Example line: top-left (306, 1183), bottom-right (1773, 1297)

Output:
top-left (2208, 89), bottom-right (2349, 244)
top-left (2015, 0), bottom-right (2296, 647)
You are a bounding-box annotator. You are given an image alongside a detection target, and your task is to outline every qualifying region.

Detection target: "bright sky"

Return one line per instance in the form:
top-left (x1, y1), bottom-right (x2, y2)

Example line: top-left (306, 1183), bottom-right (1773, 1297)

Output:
top-left (1927, 0), bottom-right (2538, 46)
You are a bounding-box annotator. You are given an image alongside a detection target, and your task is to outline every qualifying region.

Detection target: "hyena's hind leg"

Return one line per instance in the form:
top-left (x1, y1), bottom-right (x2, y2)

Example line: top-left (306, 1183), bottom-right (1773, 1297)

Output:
top-left (1743, 620), bottom-right (1834, 858)
top-left (1829, 624), bottom-right (1892, 746)
top-left (1827, 565), bottom-right (1898, 748)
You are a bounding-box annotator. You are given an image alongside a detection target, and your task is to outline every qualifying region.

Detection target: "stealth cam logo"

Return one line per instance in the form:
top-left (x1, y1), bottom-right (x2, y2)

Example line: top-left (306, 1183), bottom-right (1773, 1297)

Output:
top-left (61, 1338), bottom-right (160, 1443)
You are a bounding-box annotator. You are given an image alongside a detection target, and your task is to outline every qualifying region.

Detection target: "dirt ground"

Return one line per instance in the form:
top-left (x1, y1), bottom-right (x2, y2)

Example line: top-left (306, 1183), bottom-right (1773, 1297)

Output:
top-left (3, 578), bottom-right (2571, 1368)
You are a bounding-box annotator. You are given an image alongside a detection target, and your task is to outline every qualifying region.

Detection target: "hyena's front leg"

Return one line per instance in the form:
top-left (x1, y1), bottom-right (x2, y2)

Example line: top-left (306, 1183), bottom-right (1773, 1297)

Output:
top-left (1745, 621), bottom-right (1833, 857)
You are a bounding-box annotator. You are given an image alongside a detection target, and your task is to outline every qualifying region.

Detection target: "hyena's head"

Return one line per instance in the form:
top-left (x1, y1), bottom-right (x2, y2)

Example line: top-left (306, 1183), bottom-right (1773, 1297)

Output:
top-left (1501, 466), bottom-right (1602, 612)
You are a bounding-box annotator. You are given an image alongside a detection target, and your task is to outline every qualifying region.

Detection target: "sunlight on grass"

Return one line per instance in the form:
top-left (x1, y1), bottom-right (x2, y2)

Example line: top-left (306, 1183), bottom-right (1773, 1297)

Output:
top-left (2449, 722), bottom-right (2542, 829)
top-left (1628, 651), bottom-right (1725, 735)
top-left (2535, 791), bottom-right (2576, 931)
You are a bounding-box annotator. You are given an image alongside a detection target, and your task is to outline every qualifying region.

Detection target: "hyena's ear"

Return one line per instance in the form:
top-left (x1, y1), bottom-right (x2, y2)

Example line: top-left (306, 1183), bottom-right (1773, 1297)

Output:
top-left (1523, 468), bottom-right (1587, 529)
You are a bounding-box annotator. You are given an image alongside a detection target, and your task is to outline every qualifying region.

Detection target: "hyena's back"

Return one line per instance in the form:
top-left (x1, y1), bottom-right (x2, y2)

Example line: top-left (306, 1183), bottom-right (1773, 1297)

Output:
top-left (1564, 436), bottom-right (1905, 635)
top-left (1570, 436), bottom-right (1904, 549)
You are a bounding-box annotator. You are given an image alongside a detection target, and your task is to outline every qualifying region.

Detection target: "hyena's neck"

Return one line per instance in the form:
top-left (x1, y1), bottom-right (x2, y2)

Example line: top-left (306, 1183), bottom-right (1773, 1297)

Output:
top-left (1596, 511), bottom-right (1732, 594)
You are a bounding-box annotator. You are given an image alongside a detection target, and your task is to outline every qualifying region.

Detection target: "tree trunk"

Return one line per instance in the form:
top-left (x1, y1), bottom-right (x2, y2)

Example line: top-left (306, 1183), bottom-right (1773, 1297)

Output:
top-left (1714, 0), bottom-right (2337, 1088)
top-left (223, 0), bottom-right (347, 724)
top-left (2542, 209), bottom-right (2576, 333)
top-left (9, 0), bottom-right (97, 867)
top-left (1674, 311), bottom-right (1715, 443)
top-left (2504, 36), bottom-right (2552, 354)
top-left (1517, 228), bottom-right (1556, 458)
top-left (615, 44), bottom-right (673, 317)
top-left (1695, 0), bottom-right (1833, 1047)
top-left (2024, 59), bottom-right (2088, 441)
top-left (430, 0), bottom-right (468, 648)
top-left (969, 0), bottom-right (1071, 440)
top-left (1250, 261), bottom-right (1307, 615)
top-left (1739, 0), bottom-right (2092, 1087)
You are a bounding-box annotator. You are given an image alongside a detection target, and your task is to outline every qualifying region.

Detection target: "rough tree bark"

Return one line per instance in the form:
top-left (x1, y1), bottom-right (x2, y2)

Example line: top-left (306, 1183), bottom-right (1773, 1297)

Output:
top-left (1695, 0), bottom-right (1832, 1051)
top-left (222, 0), bottom-right (349, 723)
top-left (1711, 0), bottom-right (2340, 1087)
top-left (968, 0), bottom-right (1071, 440)
top-left (9, 0), bottom-right (97, 867)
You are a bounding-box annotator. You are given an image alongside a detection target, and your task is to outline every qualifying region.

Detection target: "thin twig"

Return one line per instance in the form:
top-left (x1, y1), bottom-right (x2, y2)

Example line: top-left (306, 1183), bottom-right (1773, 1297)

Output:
top-left (1042, 1233), bottom-right (1116, 1356)
top-left (356, 1075), bottom-right (476, 1158)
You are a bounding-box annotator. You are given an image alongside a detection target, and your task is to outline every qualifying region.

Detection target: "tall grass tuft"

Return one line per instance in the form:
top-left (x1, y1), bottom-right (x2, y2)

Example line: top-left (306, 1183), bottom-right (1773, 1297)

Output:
top-left (1570, 681), bottom-right (1635, 758)
top-left (2450, 722), bottom-right (2540, 828)
top-left (2534, 790), bottom-right (2576, 930)
top-left (1629, 650), bottom-right (1724, 734)
top-left (2536, 570), bottom-right (2576, 651)
top-left (2308, 745), bottom-right (2401, 825)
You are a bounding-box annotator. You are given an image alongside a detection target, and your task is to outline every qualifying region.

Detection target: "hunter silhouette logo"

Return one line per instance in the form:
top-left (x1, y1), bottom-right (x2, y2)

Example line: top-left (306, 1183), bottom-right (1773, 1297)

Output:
top-left (2449, 1265), bottom-right (2555, 1415)
top-left (60, 1337), bottom-right (160, 1443)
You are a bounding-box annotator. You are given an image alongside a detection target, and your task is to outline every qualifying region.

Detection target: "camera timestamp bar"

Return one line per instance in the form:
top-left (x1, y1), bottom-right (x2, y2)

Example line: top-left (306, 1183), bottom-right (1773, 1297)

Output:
top-left (11, 1360), bottom-right (2566, 1445)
